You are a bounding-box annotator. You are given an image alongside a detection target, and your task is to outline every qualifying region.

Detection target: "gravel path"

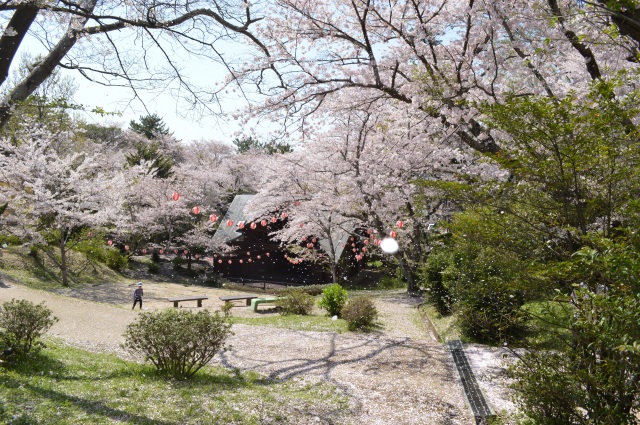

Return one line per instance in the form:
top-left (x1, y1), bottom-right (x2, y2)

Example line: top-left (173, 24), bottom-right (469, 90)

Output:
top-left (0, 282), bottom-right (474, 424)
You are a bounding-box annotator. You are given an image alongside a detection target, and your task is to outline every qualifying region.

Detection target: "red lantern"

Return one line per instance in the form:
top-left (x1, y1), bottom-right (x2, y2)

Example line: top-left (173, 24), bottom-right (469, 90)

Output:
top-left (261, 219), bottom-right (267, 226)
top-left (237, 221), bottom-right (245, 229)
top-left (226, 219), bottom-right (234, 227)
top-left (192, 206), bottom-right (201, 215)
top-left (171, 192), bottom-right (180, 201)
top-left (159, 249), bottom-right (164, 254)
top-left (281, 212), bottom-right (288, 219)
top-left (257, 255), bottom-right (261, 260)
top-left (107, 240), bottom-right (113, 246)
top-left (142, 248), bottom-right (147, 254)
top-left (184, 250), bottom-right (188, 255)
top-left (247, 251), bottom-right (251, 256)
top-left (248, 258), bottom-right (253, 263)
top-left (352, 248), bottom-right (357, 252)
top-left (299, 223), bottom-right (304, 228)
top-left (396, 220), bottom-right (404, 228)
top-left (307, 243), bottom-right (313, 248)
top-left (250, 222), bottom-right (257, 229)
top-left (209, 214), bottom-right (218, 222)
top-left (362, 247), bottom-right (367, 252)
top-left (350, 237), bottom-right (354, 241)
top-left (228, 260), bottom-right (232, 264)
top-left (295, 201), bottom-right (301, 206)
top-left (312, 238), bottom-right (317, 243)
top-left (195, 254), bottom-right (200, 259)
top-left (366, 228), bottom-right (373, 235)
top-left (351, 243), bottom-right (356, 247)
top-left (390, 231), bottom-right (397, 238)
top-left (125, 245), bottom-right (129, 251)
top-left (239, 259), bottom-right (243, 264)
top-left (364, 239), bottom-right (369, 245)
top-left (174, 249), bottom-right (178, 254)
top-left (218, 259), bottom-right (222, 264)
top-left (266, 252), bottom-right (270, 257)
top-left (302, 236), bottom-right (307, 241)
top-left (271, 216), bottom-right (277, 223)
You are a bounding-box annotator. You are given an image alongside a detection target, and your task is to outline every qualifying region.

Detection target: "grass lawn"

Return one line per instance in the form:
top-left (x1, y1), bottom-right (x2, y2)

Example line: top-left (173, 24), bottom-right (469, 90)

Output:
top-left (0, 247), bottom-right (124, 290)
top-left (418, 304), bottom-right (460, 343)
top-left (0, 341), bottom-right (350, 425)
top-left (229, 314), bottom-right (349, 333)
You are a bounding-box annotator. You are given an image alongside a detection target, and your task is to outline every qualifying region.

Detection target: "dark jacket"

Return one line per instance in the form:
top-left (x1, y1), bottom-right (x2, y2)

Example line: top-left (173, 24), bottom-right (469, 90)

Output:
top-left (133, 287), bottom-right (144, 300)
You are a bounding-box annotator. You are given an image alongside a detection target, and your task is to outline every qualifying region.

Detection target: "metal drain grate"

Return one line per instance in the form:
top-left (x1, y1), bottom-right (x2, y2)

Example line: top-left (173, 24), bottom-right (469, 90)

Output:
top-left (448, 340), bottom-right (494, 421)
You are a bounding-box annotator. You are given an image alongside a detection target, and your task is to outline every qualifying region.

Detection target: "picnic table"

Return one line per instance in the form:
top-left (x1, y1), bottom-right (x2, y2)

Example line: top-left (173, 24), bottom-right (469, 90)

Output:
top-left (218, 294), bottom-right (259, 306)
top-left (167, 296), bottom-right (208, 308)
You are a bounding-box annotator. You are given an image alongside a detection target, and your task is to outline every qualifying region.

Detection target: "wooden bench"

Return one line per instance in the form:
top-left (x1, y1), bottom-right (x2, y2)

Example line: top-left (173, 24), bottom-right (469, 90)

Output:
top-left (250, 297), bottom-right (280, 312)
top-left (219, 294), bottom-right (259, 306)
top-left (168, 296), bottom-right (208, 308)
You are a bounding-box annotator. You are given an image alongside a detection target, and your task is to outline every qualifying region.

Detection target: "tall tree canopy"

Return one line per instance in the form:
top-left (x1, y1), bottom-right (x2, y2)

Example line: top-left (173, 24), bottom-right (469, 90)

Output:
top-left (234, 0), bottom-right (640, 156)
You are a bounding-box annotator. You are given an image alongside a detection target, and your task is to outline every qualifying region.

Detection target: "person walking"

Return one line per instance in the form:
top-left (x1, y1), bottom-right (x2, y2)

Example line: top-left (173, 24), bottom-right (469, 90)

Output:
top-left (132, 282), bottom-right (144, 310)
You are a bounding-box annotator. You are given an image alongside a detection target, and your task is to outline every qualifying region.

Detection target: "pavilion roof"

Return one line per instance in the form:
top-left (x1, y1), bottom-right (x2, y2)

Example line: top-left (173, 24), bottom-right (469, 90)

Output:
top-left (211, 194), bottom-right (352, 264)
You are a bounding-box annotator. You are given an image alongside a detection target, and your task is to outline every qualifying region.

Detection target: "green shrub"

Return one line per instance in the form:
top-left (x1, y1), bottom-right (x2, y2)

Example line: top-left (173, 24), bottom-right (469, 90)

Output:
top-left (123, 309), bottom-right (232, 379)
top-left (456, 275), bottom-right (526, 343)
top-left (74, 232), bottom-right (103, 259)
top-left (0, 234), bottom-right (21, 246)
top-left (276, 288), bottom-right (315, 315)
top-left (271, 284), bottom-right (327, 296)
top-left (0, 299), bottom-right (58, 358)
top-left (318, 283), bottom-right (348, 317)
top-left (220, 301), bottom-right (234, 318)
top-left (441, 247), bottom-right (529, 343)
top-left (341, 297), bottom-right (378, 331)
top-left (418, 250), bottom-right (453, 315)
top-left (104, 248), bottom-right (128, 271)
top-left (172, 255), bottom-right (186, 269)
top-left (510, 290), bottom-right (640, 424)
top-left (377, 274), bottom-right (406, 290)
top-left (510, 242), bottom-right (640, 424)
top-left (147, 261), bottom-right (159, 274)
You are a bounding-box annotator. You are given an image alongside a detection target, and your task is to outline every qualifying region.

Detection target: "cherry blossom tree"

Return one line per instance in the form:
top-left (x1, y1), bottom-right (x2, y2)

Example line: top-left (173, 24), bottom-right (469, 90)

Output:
top-left (107, 137), bottom-right (240, 260)
top-left (244, 149), bottom-right (358, 282)
top-left (247, 96), bottom-right (505, 291)
top-left (0, 124), bottom-right (117, 285)
top-left (235, 0), bottom-right (639, 155)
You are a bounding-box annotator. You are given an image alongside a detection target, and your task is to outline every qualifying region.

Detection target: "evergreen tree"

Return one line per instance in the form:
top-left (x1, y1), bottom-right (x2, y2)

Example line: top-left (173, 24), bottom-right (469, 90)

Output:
top-left (125, 142), bottom-right (174, 179)
top-left (129, 114), bottom-right (172, 140)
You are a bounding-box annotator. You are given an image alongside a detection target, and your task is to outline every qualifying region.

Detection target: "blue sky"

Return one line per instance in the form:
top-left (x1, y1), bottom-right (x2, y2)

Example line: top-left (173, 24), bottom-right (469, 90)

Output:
top-left (8, 23), bottom-right (254, 144)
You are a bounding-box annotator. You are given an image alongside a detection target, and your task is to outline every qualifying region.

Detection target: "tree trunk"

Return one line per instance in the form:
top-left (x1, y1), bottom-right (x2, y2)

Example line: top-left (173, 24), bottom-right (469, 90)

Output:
top-left (0, 0), bottom-right (99, 128)
top-left (330, 261), bottom-right (338, 283)
top-left (0, 6), bottom-right (39, 87)
top-left (60, 231), bottom-right (69, 287)
top-left (397, 255), bottom-right (419, 295)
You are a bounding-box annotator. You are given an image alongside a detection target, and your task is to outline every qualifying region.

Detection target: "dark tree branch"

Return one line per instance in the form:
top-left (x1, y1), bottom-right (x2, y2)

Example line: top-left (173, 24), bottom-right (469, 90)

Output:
top-left (547, 0), bottom-right (602, 79)
top-left (0, 5), bottom-right (38, 87)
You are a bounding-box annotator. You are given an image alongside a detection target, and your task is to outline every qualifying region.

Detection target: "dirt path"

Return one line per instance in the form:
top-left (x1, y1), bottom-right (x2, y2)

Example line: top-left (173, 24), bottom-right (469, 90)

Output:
top-left (0, 282), bottom-right (473, 424)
